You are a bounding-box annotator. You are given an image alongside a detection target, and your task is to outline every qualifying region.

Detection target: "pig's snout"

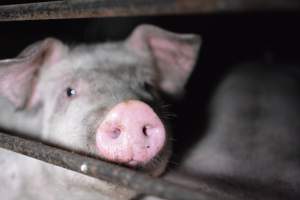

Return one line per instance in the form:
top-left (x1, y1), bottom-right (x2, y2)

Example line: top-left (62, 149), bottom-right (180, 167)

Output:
top-left (96, 100), bottom-right (166, 166)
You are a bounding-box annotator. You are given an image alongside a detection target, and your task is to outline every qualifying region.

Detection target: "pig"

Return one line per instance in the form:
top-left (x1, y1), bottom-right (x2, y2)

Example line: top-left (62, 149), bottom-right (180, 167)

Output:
top-left (177, 63), bottom-right (300, 199)
top-left (0, 24), bottom-right (201, 200)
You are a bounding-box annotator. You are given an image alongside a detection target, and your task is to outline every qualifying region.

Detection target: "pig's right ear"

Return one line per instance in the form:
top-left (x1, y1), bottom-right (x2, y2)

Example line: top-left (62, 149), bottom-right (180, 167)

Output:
top-left (0, 38), bottom-right (67, 109)
top-left (126, 24), bottom-right (201, 98)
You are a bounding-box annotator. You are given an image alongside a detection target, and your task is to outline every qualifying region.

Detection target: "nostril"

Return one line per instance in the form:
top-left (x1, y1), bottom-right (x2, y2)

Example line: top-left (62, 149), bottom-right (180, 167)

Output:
top-left (142, 125), bottom-right (151, 137)
top-left (108, 127), bottom-right (121, 139)
top-left (146, 145), bottom-right (150, 149)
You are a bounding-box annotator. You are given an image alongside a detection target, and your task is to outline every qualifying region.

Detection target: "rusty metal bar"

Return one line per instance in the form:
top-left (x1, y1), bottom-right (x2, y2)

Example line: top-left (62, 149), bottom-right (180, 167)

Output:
top-left (0, 131), bottom-right (232, 200)
top-left (0, 0), bottom-right (299, 21)
top-left (0, 0), bottom-right (214, 21)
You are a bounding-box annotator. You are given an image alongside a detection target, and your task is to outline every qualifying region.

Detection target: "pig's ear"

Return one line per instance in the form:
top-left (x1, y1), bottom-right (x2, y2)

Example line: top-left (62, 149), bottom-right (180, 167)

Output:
top-left (0, 38), bottom-right (66, 109)
top-left (127, 24), bottom-right (201, 97)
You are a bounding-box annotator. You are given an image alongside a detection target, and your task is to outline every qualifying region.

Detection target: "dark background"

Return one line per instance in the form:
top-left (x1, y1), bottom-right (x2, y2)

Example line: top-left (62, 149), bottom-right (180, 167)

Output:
top-left (1, 12), bottom-right (299, 167)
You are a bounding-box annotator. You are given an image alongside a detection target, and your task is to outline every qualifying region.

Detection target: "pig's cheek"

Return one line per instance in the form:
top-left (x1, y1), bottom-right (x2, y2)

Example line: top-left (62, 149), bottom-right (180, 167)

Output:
top-left (42, 100), bottom-right (88, 151)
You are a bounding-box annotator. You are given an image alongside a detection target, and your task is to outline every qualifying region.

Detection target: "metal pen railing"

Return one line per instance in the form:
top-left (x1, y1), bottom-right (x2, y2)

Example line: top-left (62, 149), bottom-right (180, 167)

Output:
top-left (0, 131), bottom-right (231, 200)
top-left (0, 0), bottom-right (299, 21)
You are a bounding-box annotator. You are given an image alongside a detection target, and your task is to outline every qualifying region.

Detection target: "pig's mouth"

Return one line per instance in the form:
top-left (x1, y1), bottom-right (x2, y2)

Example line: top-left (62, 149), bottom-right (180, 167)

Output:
top-left (127, 159), bottom-right (139, 166)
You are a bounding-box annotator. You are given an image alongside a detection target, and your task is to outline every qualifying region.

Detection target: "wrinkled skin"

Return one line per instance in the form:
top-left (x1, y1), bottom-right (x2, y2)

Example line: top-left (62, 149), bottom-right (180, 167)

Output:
top-left (0, 25), bottom-right (200, 200)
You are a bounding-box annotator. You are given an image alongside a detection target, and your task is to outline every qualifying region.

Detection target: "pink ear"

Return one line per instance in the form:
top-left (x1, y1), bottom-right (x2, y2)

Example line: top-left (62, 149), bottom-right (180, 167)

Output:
top-left (127, 24), bottom-right (201, 97)
top-left (0, 38), bottom-right (66, 109)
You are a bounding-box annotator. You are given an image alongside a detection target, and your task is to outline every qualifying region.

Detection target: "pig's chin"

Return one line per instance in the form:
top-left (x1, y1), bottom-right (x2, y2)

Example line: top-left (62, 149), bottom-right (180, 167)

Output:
top-left (120, 154), bottom-right (168, 177)
top-left (122, 153), bottom-right (161, 167)
top-left (127, 159), bottom-right (139, 166)
top-left (96, 149), bottom-right (163, 168)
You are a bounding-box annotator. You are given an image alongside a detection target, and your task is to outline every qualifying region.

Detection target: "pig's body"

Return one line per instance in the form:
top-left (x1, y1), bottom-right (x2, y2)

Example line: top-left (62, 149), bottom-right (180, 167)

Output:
top-left (0, 25), bottom-right (200, 200)
top-left (181, 64), bottom-right (300, 195)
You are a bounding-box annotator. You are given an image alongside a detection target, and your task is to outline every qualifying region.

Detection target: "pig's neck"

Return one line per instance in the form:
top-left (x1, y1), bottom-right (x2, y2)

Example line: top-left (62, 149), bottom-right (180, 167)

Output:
top-left (0, 98), bottom-right (43, 139)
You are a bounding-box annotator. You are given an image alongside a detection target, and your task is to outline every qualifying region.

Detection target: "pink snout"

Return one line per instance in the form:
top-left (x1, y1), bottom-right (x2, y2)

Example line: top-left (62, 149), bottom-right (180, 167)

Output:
top-left (96, 100), bottom-right (166, 166)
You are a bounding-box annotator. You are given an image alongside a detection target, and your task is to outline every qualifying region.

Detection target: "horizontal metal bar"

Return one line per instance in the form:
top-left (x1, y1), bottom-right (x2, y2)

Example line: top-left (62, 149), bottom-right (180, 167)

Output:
top-left (0, 0), bottom-right (214, 21)
top-left (0, 131), bottom-right (228, 200)
top-left (0, 0), bottom-right (299, 21)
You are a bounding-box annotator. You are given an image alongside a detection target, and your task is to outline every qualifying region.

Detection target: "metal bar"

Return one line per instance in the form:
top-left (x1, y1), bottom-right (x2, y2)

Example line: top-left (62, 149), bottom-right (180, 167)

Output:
top-left (0, 0), bottom-right (299, 22)
top-left (0, 131), bottom-right (229, 200)
top-left (0, 0), bottom-right (215, 21)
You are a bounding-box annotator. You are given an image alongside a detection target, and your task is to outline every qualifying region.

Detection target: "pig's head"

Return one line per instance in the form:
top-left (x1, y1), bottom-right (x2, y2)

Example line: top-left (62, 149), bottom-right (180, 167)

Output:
top-left (0, 25), bottom-right (200, 176)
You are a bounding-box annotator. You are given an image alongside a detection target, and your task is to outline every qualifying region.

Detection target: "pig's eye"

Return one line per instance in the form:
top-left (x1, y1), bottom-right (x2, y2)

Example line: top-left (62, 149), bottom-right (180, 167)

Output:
top-left (66, 87), bottom-right (77, 97)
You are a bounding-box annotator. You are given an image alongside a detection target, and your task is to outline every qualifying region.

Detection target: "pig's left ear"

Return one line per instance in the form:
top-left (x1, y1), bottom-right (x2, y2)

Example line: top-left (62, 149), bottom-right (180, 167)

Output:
top-left (126, 24), bottom-right (201, 97)
top-left (0, 38), bottom-right (67, 109)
